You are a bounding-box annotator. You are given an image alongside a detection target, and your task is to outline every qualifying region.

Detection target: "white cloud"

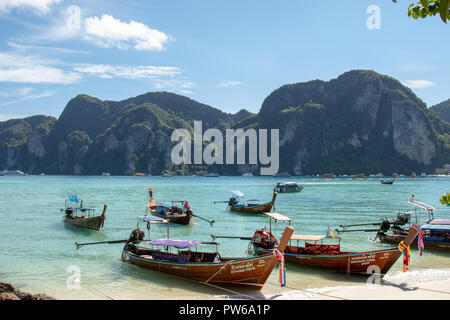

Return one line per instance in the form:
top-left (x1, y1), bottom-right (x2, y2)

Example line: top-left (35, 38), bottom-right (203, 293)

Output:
top-left (0, 89), bottom-right (55, 106)
top-left (402, 80), bottom-right (435, 89)
top-left (84, 14), bottom-right (169, 51)
top-left (0, 52), bottom-right (54, 67)
top-left (0, 52), bottom-right (81, 84)
top-left (151, 79), bottom-right (196, 95)
top-left (0, 66), bottom-right (80, 84)
top-left (0, 114), bottom-right (25, 121)
top-left (7, 40), bottom-right (91, 55)
top-left (215, 81), bottom-right (243, 88)
top-left (73, 64), bottom-right (181, 79)
top-left (0, 0), bottom-right (62, 14)
top-left (0, 87), bottom-right (34, 97)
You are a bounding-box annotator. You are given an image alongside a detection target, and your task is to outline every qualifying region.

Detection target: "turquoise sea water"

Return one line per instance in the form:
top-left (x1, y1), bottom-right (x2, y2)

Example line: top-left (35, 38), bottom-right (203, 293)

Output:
top-left (0, 175), bottom-right (449, 299)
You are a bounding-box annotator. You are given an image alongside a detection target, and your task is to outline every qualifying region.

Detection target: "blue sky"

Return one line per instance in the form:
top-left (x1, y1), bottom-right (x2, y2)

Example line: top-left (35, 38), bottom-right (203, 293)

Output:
top-left (0, 0), bottom-right (449, 121)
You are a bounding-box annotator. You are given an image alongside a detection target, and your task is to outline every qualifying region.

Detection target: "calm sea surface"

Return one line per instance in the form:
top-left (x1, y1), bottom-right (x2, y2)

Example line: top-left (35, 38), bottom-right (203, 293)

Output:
top-left (0, 175), bottom-right (449, 299)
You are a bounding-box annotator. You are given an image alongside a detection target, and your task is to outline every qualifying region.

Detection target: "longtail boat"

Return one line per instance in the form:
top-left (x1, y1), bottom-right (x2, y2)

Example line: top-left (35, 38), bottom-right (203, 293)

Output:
top-left (121, 216), bottom-right (294, 290)
top-left (60, 195), bottom-right (107, 231)
top-left (377, 195), bottom-right (450, 251)
top-left (351, 173), bottom-right (366, 178)
top-left (380, 178), bottom-right (394, 184)
top-left (146, 188), bottom-right (194, 225)
top-left (339, 195), bottom-right (450, 252)
top-left (274, 182), bottom-right (304, 193)
top-left (214, 212), bottom-right (419, 276)
top-left (216, 190), bottom-right (277, 214)
top-left (377, 222), bottom-right (450, 251)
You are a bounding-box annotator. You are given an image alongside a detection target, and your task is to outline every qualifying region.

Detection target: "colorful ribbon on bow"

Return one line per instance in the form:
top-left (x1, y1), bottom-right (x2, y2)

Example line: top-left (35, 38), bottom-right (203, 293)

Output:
top-left (273, 248), bottom-right (286, 287)
top-left (398, 241), bottom-right (411, 272)
top-left (411, 224), bottom-right (424, 256)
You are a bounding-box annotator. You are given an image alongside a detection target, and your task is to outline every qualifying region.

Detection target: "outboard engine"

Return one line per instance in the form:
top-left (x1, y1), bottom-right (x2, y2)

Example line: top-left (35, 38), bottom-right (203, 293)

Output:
top-left (128, 228), bottom-right (145, 243)
top-left (228, 197), bottom-right (237, 206)
top-left (396, 213), bottom-right (410, 225)
top-left (252, 228), bottom-right (278, 250)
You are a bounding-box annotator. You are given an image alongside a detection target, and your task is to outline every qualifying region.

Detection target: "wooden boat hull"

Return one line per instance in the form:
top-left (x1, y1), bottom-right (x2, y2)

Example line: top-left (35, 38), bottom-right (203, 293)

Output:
top-left (122, 250), bottom-right (278, 290)
top-left (255, 247), bottom-right (397, 274)
top-left (229, 191), bottom-right (277, 214)
top-left (149, 208), bottom-right (193, 225)
top-left (378, 232), bottom-right (450, 252)
top-left (64, 215), bottom-right (104, 231)
top-left (229, 202), bottom-right (273, 214)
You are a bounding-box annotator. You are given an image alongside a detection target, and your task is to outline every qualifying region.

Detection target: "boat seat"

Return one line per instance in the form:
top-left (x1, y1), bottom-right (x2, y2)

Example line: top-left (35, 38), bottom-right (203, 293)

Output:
top-left (153, 252), bottom-right (189, 263)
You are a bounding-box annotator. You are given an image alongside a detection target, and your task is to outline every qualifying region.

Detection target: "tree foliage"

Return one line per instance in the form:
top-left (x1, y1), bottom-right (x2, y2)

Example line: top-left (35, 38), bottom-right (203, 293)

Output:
top-left (393, 0), bottom-right (450, 23)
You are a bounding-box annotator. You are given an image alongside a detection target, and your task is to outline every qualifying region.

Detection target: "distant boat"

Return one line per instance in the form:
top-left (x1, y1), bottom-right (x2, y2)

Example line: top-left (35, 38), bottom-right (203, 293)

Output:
top-left (273, 172), bottom-right (291, 178)
top-left (274, 182), bottom-right (303, 193)
top-left (380, 178), bottom-right (394, 184)
top-left (320, 173), bottom-right (334, 178)
top-left (0, 170), bottom-right (25, 176)
top-left (216, 190), bottom-right (277, 214)
top-left (146, 188), bottom-right (194, 225)
top-left (102, 172), bottom-right (111, 176)
top-left (162, 173), bottom-right (172, 177)
top-left (351, 173), bottom-right (366, 178)
top-left (40, 173), bottom-right (45, 176)
top-left (242, 173), bottom-right (254, 177)
top-left (411, 173), bottom-right (417, 178)
top-left (392, 173), bottom-right (399, 178)
top-left (420, 173), bottom-right (427, 177)
top-left (205, 173), bottom-right (219, 177)
top-left (60, 195), bottom-right (107, 231)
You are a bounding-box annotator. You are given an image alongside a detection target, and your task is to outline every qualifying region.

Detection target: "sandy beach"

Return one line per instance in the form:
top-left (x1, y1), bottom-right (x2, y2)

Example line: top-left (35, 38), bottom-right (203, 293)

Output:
top-left (273, 279), bottom-right (450, 300)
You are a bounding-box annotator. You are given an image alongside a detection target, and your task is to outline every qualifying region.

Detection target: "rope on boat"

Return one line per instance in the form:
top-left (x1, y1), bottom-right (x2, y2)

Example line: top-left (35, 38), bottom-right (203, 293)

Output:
top-left (203, 261), bottom-right (233, 284)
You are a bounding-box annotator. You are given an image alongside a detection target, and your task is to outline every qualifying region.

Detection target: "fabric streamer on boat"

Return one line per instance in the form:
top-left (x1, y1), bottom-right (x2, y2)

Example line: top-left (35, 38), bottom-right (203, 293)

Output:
top-left (326, 227), bottom-right (335, 238)
top-left (398, 241), bottom-right (411, 272)
top-left (411, 225), bottom-right (424, 256)
top-left (273, 248), bottom-right (286, 287)
top-left (68, 195), bottom-right (79, 203)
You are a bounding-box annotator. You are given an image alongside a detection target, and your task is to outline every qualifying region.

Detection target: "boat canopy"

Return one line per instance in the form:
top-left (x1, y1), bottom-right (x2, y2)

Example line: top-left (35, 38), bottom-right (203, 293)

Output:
top-left (149, 239), bottom-right (202, 248)
top-left (148, 238), bottom-right (218, 248)
top-left (281, 182), bottom-right (298, 185)
top-left (230, 190), bottom-right (244, 197)
top-left (264, 212), bottom-right (292, 222)
top-left (290, 234), bottom-right (341, 241)
top-left (68, 207), bottom-right (93, 211)
top-left (429, 219), bottom-right (450, 225)
top-left (421, 224), bottom-right (450, 231)
top-left (138, 215), bottom-right (168, 224)
top-left (407, 196), bottom-right (436, 212)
